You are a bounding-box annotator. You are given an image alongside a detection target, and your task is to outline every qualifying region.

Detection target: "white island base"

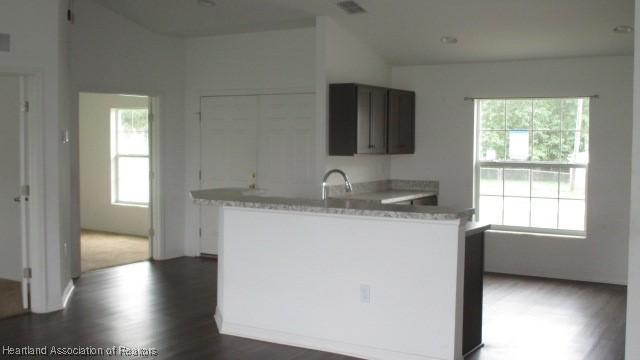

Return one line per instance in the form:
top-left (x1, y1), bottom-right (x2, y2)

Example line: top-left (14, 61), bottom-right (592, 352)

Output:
top-left (213, 206), bottom-right (467, 360)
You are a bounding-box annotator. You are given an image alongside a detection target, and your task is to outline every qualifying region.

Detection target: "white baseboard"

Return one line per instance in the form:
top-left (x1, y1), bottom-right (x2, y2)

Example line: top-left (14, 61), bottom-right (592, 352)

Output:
top-left (213, 308), bottom-right (445, 360)
top-left (61, 280), bottom-right (75, 308)
top-left (214, 306), bottom-right (223, 330)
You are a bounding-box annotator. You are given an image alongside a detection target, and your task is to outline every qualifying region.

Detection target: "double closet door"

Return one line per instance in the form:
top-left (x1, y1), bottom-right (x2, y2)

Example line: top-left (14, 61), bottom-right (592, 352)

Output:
top-left (199, 93), bottom-right (315, 255)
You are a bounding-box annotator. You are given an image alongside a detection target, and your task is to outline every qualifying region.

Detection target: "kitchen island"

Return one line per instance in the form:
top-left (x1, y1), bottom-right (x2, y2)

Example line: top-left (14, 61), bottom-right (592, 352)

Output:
top-left (192, 188), bottom-right (487, 360)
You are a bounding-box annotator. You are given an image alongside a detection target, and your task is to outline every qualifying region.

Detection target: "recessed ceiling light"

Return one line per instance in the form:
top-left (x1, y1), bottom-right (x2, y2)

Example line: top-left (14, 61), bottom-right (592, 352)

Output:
top-left (613, 25), bottom-right (633, 34)
top-left (440, 36), bottom-right (458, 44)
top-left (197, 0), bottom-right (215, 7)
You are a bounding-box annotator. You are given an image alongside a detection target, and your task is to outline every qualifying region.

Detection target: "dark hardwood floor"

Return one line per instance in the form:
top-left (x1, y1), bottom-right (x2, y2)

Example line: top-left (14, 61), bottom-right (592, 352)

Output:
top-left (0, 258), bottom-right (627, 360)
top-left (0, 258), bottom-right (352, 360)
top-left (468, 273), bottom-right (627, 360)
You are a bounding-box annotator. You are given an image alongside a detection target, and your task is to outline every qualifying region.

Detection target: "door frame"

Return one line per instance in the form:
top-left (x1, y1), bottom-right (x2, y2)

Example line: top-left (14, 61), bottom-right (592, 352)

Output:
top-left (73, 91), bottom-right (163, 276)
top-left (17, 75), bottom-right (29, 309)
top-left (0, 70), bottom-right (46, 313)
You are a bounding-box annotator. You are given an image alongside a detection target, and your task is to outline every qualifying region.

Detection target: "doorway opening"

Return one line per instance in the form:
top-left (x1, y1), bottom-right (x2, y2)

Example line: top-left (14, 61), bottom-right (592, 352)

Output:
top-left (78, 93), bottom-right (154, 272)
top-left (0, 74), bottom-right (29, 318)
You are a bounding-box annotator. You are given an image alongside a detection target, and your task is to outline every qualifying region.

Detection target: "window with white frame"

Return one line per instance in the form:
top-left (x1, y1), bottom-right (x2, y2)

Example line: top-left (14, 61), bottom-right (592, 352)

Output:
top-left (111, 108), bottom-right (149, 206)
top-left (475, 98), bottom-right (589, 234)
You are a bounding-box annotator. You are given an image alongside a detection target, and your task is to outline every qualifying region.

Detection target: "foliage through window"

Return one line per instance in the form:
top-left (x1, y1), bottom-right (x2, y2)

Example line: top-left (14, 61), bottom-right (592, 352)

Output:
top-left (475, 98), bottom-right (589, 233)
top-left (111, 108), bottom-right (149, 206)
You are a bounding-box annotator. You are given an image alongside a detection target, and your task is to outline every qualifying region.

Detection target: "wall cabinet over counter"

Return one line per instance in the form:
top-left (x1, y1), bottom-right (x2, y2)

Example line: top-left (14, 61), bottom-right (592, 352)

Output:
top-left (329, 83), bottom-right (415, 156)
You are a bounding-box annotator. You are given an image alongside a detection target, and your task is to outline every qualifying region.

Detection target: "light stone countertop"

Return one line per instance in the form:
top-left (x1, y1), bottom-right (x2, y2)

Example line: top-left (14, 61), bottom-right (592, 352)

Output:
top-left (464, 222), bottom-right (491, 236)
top-left (333, 190), bottom-right (437, 204)
top-left (191, 188), bottom-right (474, 221)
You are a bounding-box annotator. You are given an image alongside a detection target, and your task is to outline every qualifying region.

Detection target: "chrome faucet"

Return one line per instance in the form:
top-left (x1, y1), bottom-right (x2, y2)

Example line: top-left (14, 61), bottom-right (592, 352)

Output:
top-left (321, 169), bottom-right (353, 200)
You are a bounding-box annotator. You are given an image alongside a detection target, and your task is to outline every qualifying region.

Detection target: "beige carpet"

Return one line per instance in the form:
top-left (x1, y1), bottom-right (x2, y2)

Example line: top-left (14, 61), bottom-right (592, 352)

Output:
top-left (81, 230), bottom-right (149, 273)
top-left (0, 278), bottom-right (27, 319)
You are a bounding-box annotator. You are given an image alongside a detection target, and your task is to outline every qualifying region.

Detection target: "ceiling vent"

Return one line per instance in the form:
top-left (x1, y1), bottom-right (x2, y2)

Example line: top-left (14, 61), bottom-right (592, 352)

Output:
top-left (337, 1), bottom-right (366, 15)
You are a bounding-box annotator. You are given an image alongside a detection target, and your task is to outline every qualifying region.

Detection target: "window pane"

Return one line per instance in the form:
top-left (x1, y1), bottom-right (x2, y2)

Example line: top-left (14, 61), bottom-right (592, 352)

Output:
top-left (117, 109), bottom-right (149, 155)
top-left (562, 99), bottom-right (588, 130)
top-left (480, 100), bottom-right (505, 130)
top-left (560, 131), bottom-right (588, 163)
top-left (507, 130), bottom-right (530, 160)
top-left (531, 198), bottom-right (558, 229)
top-left (506, 99), bottom-right (532, 130)
top-left (558, 200), bottom-right (585, 231)
top-left (480, 131), bottom-right (506, 160)
top-left (533, 99), bottom-right (561, 130)
top-left (479, 196), bottom-right (503, 225)
top-left (559, 169), bottom-right (586, 199)
top-left (503, 197), bottom-right (530, 227)
top-left (532, 131), bottom-right (561, 161)
top-left (504, 168), bottom-right (530, 197)
top-left (531, 167), bottom-right (558, 198)
top-left (479, 168), bottom-right (503, 195)
top-left (580, 100), bottom-right (590, 133)
top-left (118, 131), bottom-right (149, 155)
top-left (117, 157), bottom-right (149, 204)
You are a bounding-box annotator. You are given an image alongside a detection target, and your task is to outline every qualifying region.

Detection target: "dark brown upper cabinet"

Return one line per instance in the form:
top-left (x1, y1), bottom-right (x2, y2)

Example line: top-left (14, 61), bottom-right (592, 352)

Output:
top-left (387, 89), bottom-right (415, 154)
top-left (329, 83), bottom-right (415, 156)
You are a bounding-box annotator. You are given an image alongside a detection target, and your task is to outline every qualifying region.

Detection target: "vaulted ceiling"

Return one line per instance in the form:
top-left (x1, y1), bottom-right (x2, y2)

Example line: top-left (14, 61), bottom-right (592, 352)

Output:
top-left (94, 0), bottom-right (634, 65)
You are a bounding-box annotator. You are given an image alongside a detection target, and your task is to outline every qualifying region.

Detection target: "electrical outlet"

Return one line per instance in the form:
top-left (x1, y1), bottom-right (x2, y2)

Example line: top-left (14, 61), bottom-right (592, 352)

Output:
top-left (360, 284), bottom-right (371, 304)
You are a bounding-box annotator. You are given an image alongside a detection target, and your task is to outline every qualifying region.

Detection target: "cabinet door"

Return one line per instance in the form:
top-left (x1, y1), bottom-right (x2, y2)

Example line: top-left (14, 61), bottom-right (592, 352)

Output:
top-left (329, 84), bottom-right (358, 156)
top-left (370, 87), bottom-right (388, 154)
top-left (388, 89), bottom-right (415, 154)
top-left (463, 231), bottom-right (485, 355)
top-left (356, 86), bottom-right (373, 154)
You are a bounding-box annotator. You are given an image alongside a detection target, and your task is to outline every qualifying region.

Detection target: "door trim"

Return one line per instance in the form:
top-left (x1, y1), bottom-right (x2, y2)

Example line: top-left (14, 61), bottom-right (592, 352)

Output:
top-left (18, 75), bottom-right (30, 310)
top-left (148, 96), bottom-right (163, 260)
top-left (199, 87), bottom-right (314, 98)
top-left (0, 69), bottom-right (47, 312)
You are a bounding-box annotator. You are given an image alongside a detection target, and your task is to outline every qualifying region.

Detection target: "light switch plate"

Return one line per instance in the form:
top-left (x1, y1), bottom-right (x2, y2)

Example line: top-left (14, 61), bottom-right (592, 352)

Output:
top-left (360, 284), bottom-right (371, 304)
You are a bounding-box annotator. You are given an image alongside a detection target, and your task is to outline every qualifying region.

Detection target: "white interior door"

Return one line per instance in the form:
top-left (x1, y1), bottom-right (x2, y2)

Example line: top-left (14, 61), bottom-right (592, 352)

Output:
top-left (0, 75), bottom-right (28, 309)
top-left (198, 93), bottom-right (316, 255)
top-left (199, 96), bottom-right (258, 255)
top-left (257, 94), bottom-right (316, 197)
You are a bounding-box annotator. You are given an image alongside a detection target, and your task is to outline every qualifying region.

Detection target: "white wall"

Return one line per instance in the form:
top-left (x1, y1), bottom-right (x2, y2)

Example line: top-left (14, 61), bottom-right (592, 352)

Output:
top-left (183, 28), bottom-right (316, 255)
top-left (70, 0), bottom-right (186, 269)
top-left (0, 76), bottom-right (22, 282)
top-left (217, 207), bottom-right (465, 360)
top-left (317, 17), bottom-right (392, 184)
top-left (625, 0), bottom-right (640, 356)
top-left (392, 56), bottom-right (633, 284)
top-left (0, 0), bottom-right (71, 313)
top-left (79, 93), bottom-right (149, 237)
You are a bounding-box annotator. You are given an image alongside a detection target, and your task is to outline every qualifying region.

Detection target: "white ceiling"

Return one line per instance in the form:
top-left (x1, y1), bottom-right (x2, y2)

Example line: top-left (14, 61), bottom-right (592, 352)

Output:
top-left (94, 0), bottom-right (635, 65)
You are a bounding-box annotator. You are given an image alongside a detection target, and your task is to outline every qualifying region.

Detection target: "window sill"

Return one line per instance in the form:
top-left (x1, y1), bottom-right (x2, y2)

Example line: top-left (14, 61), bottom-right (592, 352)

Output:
top-left (487, 227), bottom-right (586, 239)
top-left (112, 202), bottom-right (149, 209)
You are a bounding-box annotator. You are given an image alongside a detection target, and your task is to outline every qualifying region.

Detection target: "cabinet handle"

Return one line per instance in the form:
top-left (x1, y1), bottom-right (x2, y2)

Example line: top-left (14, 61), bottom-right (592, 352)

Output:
top-left (368, 92), bottom-right (373, 150)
